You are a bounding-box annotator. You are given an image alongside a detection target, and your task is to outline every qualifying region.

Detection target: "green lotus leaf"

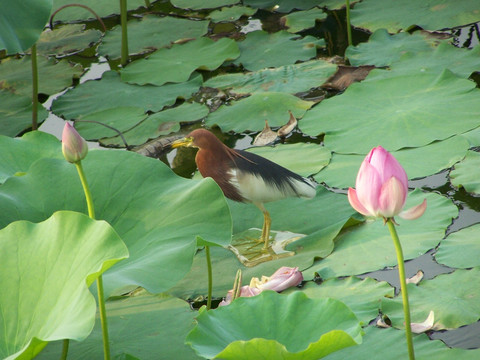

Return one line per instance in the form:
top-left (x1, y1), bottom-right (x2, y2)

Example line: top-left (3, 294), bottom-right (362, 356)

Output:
top-left (300, 70), bottom-right (480, 154)
top-left (450, 150), bottom-right (480, 194)
top-left (0, 211), bottom-right (128, 359)
top-left (242, 0), bottom-right (344, 12)
top-left (282, 7), bottom-right (327, 33)
top-left (171, 0), bottom-right (239, 10)
top-left (435, 224), bottom-right (480, 269)
top-left (100, 102), bottom-right (209, 147)
top-left (121, 37), bottom-right (240, 86)
top-left (0, 131), bottom-right (62, 183)
top-left (0, 0), bottom-right (52, 54)
top-left (316, 136), bottom-right (469, 189)
top-left (186, 291), bottom-right (363, 360)
top-left (0, 90), bottom-right (49, 137)
top-left (0, 55), bottom-right (83, 97)
top-left (233, 30), bottom-right (324, 71)
top-left (51, 0), bottom-right (146, 22)
top-left (325, 326), bottom-right (480, 360)
top-left (52, 71), bottom-right (202, 119)
top-left (206, 92), bottom-right (314, 132)
top-left (204, 59), bottom-right (337, 94)
top-left (37, 293), bottom-right (201, 360)
top-left (208, 6), bottom-right (257, 22)
top-left (37, 24), bottom-right (102, 57)
top-left (285, 277), bottom-right (394, 325)
top-left (345, 29), bottom-right (438, 67)
top-left (75, 107), bottom-right (148, 140)
top-left (0, 150), bottom-right (232, 297)
top-left (98, 15), bottom-right (209, 59)
top-left (246, 143), bottom-right (331, 177)
top-left (350, 0), bottom-right (480, 33)
top-left (312, 189), bottom-right (458, 280)
top-left (382, 268), bottom-right (480, 330)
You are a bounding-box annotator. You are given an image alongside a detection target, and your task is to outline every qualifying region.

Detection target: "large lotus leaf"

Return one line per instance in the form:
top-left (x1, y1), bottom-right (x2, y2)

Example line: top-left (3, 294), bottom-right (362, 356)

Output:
top-left (51, 0), bottom-right (146, 22)
top-left (98, 15), bottom-right (209, 59)
top-left (170, 186), bottom-right (356, 299)
top-left (233, 30), bottom-right (324, 71)
top-left (285, 277), bottom-right (393, 325)
top-left (171, 0), bottom-right (238, 10)
top-left (204, 60), bottom-right (337, 94)
top-left (100, 102), bottom-right (209, 147)
top-left (208, 6), bottom-right (257, 22)
top-left (0, 150), bottom-right (232, 297)
top-left (381, 268), bottom-right (480, 330)
top-left (0, 55), bottom-right (83, 97)
top-left (0, 131), bottom-right (62, 183)
top-left (350, 0), bottom-right (480, 33)
top-left (0, 211), bottom-right (128, 360)
top-left (0, 90), bottom-right (49, 137)
top-left (450, 150), bottom-right (480, 194)
top-left (242, 0), bottom-right (345, 12)
top-left (206, 92), bottom-right (314, 132)
top-left (246, 143), bottom-right (331, 177)
top-left (121, 37), bottom-right (240, 86)
top-left (324, 326), bottom-right (480, 360)
top-left (52, 71), bottom-right (202, 119)
top-left (316, 136), bottom-right (469, 189)
top-left (282, 7), bottom-right (327, 33)
top-left (435, 223), bottom-right (480, 268)
top-left (37, 24), bottom-right (102, 57)
top-left (0, 0), bottom-right (52, 54)
top-left (75, 107), bottom-right (148, 140)
top-left (186, 291), bottom-right (363, 360)
top-left (37, 293), bottom-right (201, 360)
top-left (345, 29), bottom-right (438, 67)
top-left (312, 189), bottom-right (458, 280)
top-left (300, 70), bottom-right (480, 154)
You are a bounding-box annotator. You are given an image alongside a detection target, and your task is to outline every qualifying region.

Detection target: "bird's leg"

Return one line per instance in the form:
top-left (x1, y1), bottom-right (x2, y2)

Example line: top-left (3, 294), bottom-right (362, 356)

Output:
top-left (255, 203), bottom-right (272, 250)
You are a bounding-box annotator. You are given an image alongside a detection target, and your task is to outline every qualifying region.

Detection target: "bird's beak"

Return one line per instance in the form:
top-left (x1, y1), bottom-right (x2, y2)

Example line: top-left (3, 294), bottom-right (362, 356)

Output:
top-left (171, 136), bottom-right (195, 149)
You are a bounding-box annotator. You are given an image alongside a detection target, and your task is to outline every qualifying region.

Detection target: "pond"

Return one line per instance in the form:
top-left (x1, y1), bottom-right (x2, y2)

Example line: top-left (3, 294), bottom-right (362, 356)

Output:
top-left (1, 0), bottom-right (480, 359)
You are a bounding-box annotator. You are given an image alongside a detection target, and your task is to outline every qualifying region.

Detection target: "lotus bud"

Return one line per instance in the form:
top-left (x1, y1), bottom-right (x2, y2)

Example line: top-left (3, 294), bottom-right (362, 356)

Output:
top-left (255, 266), bottom-right (303, 292)
top-left (348, 146), bottom-right (426, 220)
top-left (219, 286), bottom-right (261, 307)
top-left (62, 122), bottom-right (88, 164)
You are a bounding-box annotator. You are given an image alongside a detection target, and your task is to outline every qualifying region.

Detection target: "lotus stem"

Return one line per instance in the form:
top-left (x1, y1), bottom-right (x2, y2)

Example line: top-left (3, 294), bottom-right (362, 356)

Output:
top-left (60, 339), bottom-right (69, 360)
top-left (74, 162), bottom-right (111, 360)
top-left (205, 246), bottom-right (213, 310)
top-left (386, 219), bottom-right (415, 360)
top-left (345, 0), bottom-right (352, 47)
top-left (31, 44), bottom-right (38, 131)
top-left (120, 0), bottom-right (129, 66)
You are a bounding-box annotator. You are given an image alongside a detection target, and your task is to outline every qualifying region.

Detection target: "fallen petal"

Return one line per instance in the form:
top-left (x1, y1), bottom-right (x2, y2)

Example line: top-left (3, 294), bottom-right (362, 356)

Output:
top-left (406, 270), bottom-right (424, 285)
top-left (411, 310), bottom-right (435, 333)
top-left (253, 119), bottom-right (277, 146)
top-left (399, 198), bottom-right (427, 220)
top-left (277, 110), bottom-right (297, 137)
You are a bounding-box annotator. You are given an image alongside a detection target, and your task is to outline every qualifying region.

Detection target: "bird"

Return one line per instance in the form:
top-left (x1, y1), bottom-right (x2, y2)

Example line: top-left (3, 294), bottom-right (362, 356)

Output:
top-left (171, 129), bottom-right (316, 250)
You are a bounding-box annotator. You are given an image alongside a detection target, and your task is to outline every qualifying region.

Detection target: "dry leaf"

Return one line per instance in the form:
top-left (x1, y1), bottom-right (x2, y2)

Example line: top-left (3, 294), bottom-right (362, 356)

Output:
top-left (406, 270), bottom-right (424, 284)
top-left (253, 119), bottom-right (277, 146)
top-left (322, 65), bottom-right (375, 91)
top-left (411, 310), bottom-right (435, 333)
top-left (277, 110), bottom-right (297, 137)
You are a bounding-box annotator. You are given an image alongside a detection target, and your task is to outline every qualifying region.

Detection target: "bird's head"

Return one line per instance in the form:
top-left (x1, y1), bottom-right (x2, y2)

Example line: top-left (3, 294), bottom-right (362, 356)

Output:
top-left (171, 129), bottom-right (222, 150)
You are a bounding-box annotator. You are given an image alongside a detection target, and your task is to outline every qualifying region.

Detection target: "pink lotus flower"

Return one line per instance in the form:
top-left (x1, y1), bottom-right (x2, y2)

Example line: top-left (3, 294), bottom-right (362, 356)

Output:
top-left (348, 146), bottom-right (426, 220)
top-left (219, 285), bottom-right (261, 306)
top-left (62, 122), bottom-right (88, 164)
top-left (254, 266), bottom-right (303, 292)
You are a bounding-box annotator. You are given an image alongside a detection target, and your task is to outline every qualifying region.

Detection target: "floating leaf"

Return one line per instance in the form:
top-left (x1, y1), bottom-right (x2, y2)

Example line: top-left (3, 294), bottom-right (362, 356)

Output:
top-left (208, 5), bottom-right (257, 22)
top-left (186, 291), bottom-right (363, 360)
top-left (52, 71), bottom-right (202, 119)
top-left (204, 59), bottom-right (336, 94)
top-left (121, 37), bottom-right (240, 86)
top-left (0, 211), bottom-right (128, 359)
top-left (381, 268), bottom-right (480, 330)
top-left (37, 293), bottom-right (200, 360)
top-left (450, 150), bottom-right (480, 194)
top-left (300, 70), bottom-right (480, 153)
top-left (0, 55), bottom-right (83, 97)
top-left (350, 0), bottom-right (480, 33)
top-left (282, 7), bottom-right (327, 33)
top-left (242, 0), bottom-right (342, 12)
top-left (233, 30), bottom-right (324, 71)
top-left (171, 0), bottom-right (239, 10)
top-left (0, 150), bottom-right (232, 297)
top-left (98, 15), bottom-right (209, 59)
top-left (206, 92), bottom-right (314, 132)
top-left (51, 0), bottom-right (146, 22)
top-left (436, 223), bottom-right (480, 268)
top-left (0, 90), bottom-right (49, 137)
top-left (312, 190), bottom-right (457, 280)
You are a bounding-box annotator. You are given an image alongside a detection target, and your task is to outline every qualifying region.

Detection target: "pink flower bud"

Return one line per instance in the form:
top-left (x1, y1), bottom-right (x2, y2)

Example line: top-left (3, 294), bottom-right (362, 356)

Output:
top-left (219, 285), bottom-right (261, 307)
top-left (348, 146), bottom-right (426, 220)
top-left (62, 122), bottom-right (88, 164)
top-left (257, 266), bottom-right (303, 292)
